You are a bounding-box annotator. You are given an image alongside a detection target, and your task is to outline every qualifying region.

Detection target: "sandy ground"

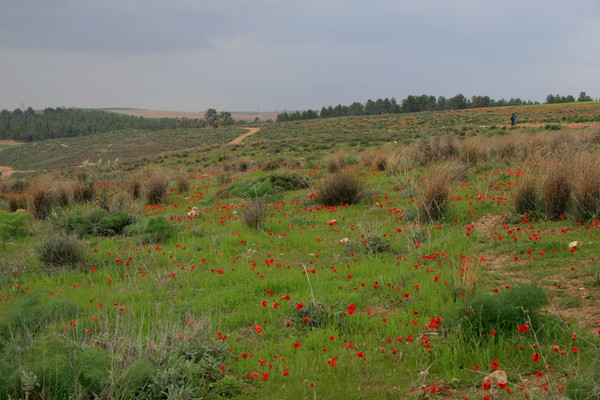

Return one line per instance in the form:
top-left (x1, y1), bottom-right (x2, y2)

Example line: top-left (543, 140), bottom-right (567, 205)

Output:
top-left (107, 109), bottom-right (279, 122)
top-left (0, 166), bottom-right (14, 179)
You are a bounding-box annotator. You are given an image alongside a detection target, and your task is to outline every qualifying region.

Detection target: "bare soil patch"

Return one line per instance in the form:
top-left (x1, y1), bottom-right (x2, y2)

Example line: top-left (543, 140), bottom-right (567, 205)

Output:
top-left (475, 214), bottom-right (600, 334)
top-left (487, 121), bottom-right (600, 129)
top-left (0, 166), bottom-right (15, 179)
top-left (228, 128), bottom-right (261, 145)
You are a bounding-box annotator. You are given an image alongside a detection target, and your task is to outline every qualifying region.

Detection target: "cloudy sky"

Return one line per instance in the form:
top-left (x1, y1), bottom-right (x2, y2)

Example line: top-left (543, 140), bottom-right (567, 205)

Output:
top-left (1, 0), bottom-right (598, 112)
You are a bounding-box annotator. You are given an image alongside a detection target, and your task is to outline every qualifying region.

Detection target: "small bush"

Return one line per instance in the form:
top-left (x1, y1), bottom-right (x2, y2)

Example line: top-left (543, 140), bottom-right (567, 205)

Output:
top-left (316, 173), bottom-right (364, 206)
top-left (63, 208), bottom-right (136, 237)
top-left (36, 234), bottom-right (86, 267)
top-left (0, 211), bottom-right (31, 240)
top-left (289, 300), bottom-right (348, 331)
top-left (218, 179), bottom-right (282, 202)
top-left (77, 348), bottom-right (111, 395)
top-left (345, 234), bottom-right (390, 255)
top-left (22, 334), bottom-right (79, 398)
top-left (120, 360), bottom-right (156, 396)
top-left (265, 173), bottom-right (310, 190)
top-left (125, 216), bottom-right (173, 244)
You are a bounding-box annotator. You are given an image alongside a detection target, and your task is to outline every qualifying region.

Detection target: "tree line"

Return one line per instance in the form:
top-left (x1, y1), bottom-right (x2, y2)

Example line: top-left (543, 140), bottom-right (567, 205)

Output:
top-left (277, 92), bottom-right (596, 122)
top-left (0, 107), bottom-right (235, 142)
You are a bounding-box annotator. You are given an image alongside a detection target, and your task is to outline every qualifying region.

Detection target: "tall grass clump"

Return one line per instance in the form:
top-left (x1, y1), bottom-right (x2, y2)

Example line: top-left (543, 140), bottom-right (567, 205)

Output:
top-left (240, 197), bottom-right (268, 229)
top-left (572, 153), bottom-right (600, 221)
top-left (326, 151), bottom-right (347, 173)
top-left (0, 211), bottom-right (31, 246)
top-left (70, 180), bottom-right (95, 202)
top-left (419, 162), bottom-right (466, 222)
top-left (513, 180), bottom-right (541, 216)
top-left (459, 137), bottom-right (485, 166)
top-left (541, 162), bottom-right (571, 220)
top-left (26, 174), bottom-right (64, 219)
top-left (140, 167), bottom-right (170, 204)
top-left (36, 234), bottom-right (86, 267)
top-left (316, 173), bottom-right (364, 206)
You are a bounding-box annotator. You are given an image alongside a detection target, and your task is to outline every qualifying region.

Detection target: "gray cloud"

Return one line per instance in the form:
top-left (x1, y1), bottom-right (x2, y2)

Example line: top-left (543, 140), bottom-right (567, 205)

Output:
top-left (0, 0), bottom-right (598, 111)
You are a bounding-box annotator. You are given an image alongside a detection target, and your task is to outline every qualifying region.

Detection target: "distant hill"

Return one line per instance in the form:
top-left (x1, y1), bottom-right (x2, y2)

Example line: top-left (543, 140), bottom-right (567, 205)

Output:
top-left (105, 108), bottom-right (279, 122)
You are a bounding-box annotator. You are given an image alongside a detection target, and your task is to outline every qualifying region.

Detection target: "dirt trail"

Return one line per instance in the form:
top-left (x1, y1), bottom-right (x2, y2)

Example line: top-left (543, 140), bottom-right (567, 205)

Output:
top-left (228, 127), bottom-right (261, 145)
top-left (0, 166), bottom-right (15, 179)
top-left (485, 121), bottom-right (600, 129)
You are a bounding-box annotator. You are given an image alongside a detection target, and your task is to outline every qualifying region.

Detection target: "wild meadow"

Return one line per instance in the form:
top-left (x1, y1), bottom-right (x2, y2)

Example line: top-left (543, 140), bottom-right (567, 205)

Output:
top-left (0, 103), bottom-right (599, 399)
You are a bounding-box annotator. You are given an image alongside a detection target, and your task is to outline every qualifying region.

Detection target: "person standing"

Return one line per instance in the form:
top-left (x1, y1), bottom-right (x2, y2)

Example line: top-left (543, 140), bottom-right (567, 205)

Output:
top-left (510, 113), bottom-right (517, 125)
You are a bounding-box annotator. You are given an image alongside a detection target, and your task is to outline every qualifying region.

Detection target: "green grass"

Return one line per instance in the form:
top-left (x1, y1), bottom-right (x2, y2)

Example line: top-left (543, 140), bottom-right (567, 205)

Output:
top-left (1, 104), bottom-right (599, 399)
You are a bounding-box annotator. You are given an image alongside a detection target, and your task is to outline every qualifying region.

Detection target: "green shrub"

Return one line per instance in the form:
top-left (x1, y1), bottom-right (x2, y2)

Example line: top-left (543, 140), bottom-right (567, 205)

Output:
top-left (344, 234), bottom-right (390, 255)
top-left (316, 173), bottom-right (364, 206)
top-left (0, 293), bottom-right (78, 339)
top-left (444, 284), bottom-right (549, 337)
top-left (544, 124), bottom-right (562, 130)
top-left (36, 234), bottom-right (86, 267)
top-left (63, 208), bottom-right (136, 237)
top-left (289, 300), bottom-right (348, 331)
top-left (77, 348), bottom-right (111, 395)
top-left (120, 360), bottom-right (157, 396)
top-left (264, 172), bottom-right (310, 190)
top-left (0, 211), bottom-right (31, 241)
top-left (217, 179), bottom-right (282, 202)
top-left (125, 216), bottom-right (173, 244)
top-left (22, 334), bottom-right (79, 399)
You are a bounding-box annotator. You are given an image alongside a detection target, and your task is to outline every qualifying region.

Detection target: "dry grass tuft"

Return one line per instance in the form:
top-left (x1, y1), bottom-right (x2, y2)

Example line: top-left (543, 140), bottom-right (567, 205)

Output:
top-left (541, 161), bottom-right (571, 220)
top-left (419, 162), bottom-right (467, 222)
top-left (240, 197), bottom-right (268, 229)
top-left (513, 180), bottom-right (541, 216)
top-left (572, 152), bottom-right (600, 221)
top-left (317, 173), bottom-right (364, 206)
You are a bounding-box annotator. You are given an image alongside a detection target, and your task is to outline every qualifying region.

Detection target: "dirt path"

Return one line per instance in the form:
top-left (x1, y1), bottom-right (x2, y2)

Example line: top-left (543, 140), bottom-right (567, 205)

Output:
top-left (228, 127), bottom-right (261, 145)
top-left (484, 121), bottom-right (600, 129)
top-left (0, 166), bottom-right (15, 179)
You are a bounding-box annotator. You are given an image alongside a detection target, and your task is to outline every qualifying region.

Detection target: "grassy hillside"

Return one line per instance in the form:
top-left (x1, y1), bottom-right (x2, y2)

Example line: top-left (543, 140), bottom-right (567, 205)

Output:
top-left (0, 103), bottom-right (599, 399)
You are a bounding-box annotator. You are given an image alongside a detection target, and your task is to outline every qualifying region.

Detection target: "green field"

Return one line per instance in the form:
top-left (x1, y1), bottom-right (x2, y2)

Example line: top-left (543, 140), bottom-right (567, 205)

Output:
top-left (0, 103), bottom-right (599, 399)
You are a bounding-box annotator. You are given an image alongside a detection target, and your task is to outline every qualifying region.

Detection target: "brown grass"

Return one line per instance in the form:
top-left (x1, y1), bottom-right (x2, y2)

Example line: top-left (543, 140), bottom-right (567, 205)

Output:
top-left (541, 160), bottom-right (571, 220)
top-left (317, 173), bottom-right (364, 206)
top-left (419, 162), bottom-right (467, 222)
top-left (572, 152), bottom-right (600, 221)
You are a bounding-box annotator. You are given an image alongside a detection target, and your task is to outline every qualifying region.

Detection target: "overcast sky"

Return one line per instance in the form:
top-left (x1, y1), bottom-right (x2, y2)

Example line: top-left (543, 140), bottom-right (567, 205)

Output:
top-left (1, 0), bottom-right (599, 112)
